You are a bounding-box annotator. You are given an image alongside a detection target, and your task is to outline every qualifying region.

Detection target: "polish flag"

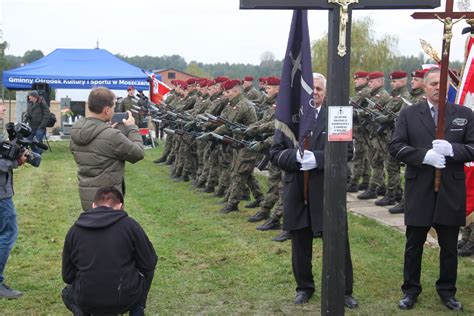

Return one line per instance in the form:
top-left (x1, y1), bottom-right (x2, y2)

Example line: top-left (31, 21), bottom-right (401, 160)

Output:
top-left (148, 73), bottom-right (171, 104)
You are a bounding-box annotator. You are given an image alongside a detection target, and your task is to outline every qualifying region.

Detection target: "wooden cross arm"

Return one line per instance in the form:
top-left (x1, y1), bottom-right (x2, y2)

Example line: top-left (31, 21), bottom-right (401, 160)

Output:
top-left (240, 0), bottom-right (439, 10)
top-left (412, 12), bottom-right (474, 19)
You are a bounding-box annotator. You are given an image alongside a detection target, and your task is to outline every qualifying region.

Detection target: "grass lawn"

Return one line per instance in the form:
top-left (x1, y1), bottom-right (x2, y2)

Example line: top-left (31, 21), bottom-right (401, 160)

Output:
top-left (1, 141), bottom-right (473, 315)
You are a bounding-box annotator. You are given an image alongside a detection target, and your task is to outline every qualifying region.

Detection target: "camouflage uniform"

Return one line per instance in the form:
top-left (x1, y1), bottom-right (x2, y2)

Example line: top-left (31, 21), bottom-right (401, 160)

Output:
top-left (358, 86), bottom-right (391, 199)
top-left (214, 94), bottom-right (262, 211)
top-left (348, 84), bottom-right (372, 191)
top-left (375, 85), bottom-right (410, 205)
top-left (244, 85), bottom-right (264, 105)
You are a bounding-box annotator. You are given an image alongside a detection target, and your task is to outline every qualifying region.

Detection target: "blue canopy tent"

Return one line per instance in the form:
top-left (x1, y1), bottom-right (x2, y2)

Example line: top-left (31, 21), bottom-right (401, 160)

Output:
top-left (2, 48), bottom-right (157, 90)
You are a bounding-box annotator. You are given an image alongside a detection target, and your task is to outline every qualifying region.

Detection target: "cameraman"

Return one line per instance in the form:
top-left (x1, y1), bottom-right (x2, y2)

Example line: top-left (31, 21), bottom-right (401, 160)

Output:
top-left (0, 99), bottom-right (28, 299)
top-left (24, 90), bottom-right (50, 154)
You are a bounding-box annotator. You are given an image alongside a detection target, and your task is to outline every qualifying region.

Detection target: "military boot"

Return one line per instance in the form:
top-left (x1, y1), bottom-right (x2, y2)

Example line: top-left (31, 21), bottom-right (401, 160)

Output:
top-left (245, 199), bottom-right (262, 209)
top-left (388, 199), bottom-right (405, 214)
top-left (257, 217), bottom-right (281, 231)
top-left (182, 173), bottom-right (190, 182)
top-left (375, 192), bottom-right (397, 206)
top-left (376, 185), bottom-right (386, 196)
top-left (165, 156), bottom-right (175, 165)
top-left (272, 230), bottom-right (291, 242)
top-left (248, 210), bottom-right (270, 222)
top-left (153, 156), bottom-right (167, 164)
top-left (220, 204), bottom-right (239, 214)
top-left (357, 184), bottom-right (377, 200)
top-left (458, 241), bottom-right (474, 257)
top-left (346, 183), bottom-right (359, 193)
top-left (395, 188), bottom-right (403, 202)
top-left (358, 183), bottom-right (369, 191)
top-left (213, 189), bottom-right (225, 198)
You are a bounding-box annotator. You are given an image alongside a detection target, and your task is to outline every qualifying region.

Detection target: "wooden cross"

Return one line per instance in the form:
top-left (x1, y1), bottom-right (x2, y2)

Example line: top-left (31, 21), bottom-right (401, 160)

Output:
top-left (413, 0), bottom-right (474, 191)
top-left (240, 1), bottom-right (440, 315)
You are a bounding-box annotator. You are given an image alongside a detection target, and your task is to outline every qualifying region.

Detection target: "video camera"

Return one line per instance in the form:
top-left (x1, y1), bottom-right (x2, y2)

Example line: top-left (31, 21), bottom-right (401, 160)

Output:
top-left (0, 122), bottom-right (48, 167)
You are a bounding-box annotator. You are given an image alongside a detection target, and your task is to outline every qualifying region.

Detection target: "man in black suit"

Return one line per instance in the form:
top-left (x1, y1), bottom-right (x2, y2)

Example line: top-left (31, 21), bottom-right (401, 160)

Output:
top-left (389, 67), bottom-right (474, 311)
top-left (270, 74), bottom-right (358, 308)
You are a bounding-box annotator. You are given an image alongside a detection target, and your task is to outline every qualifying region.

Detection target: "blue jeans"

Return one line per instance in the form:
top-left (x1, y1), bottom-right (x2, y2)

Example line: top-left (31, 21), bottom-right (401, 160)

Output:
top-left (28, 128), bottom-right (46, 155)
top-left (0, 198), bottom-right (18, 284)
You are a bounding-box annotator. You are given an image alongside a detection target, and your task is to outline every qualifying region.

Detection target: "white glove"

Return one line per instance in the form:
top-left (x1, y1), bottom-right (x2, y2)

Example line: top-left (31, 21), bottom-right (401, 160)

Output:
top-left (422, 149), bottom-right (446, 168)
top-left (296, 150), bottom-right (304, 163)
top-left (300, 150), bottom-right (317, 170)
top-left (432, 139), bottom-right (454, 157)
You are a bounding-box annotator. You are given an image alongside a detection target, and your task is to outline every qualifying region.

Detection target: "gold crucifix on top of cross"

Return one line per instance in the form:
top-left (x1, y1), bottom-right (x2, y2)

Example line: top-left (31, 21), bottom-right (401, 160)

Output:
top-left (328, 0), bottom-right (359, 57)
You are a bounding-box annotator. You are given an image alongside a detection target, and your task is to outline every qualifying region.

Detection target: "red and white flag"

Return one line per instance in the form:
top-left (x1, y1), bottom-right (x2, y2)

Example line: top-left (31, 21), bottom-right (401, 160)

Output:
top-left (148, 73), bottom-right (171, 104)
top-left (456, 33), bottom-right (474, 224)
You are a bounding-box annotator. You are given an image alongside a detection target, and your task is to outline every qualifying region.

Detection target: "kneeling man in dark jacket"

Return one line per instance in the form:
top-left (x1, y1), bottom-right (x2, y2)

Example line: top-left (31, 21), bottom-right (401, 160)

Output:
top-left (61, 187), bottom-right (158, 315)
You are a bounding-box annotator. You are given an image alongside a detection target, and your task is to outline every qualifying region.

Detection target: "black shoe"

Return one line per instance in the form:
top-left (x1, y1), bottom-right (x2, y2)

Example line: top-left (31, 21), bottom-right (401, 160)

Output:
top-left (272, 230), bottom-right (290, 242)
top-left (346, 183), bottom-right (359, 193)
top-left (294, 290), bottom-right (313, 304)
top-left (458, 242), bottom-right (474, 257)
top-left (441, 297), bottom-right (463, 311)
top-left (245, 200), bottom-right (261, 208)
top-left (358, 183), bottom-right (369, 191)
top-left (457, 239), bottom-right (467, 249)
top-left (376, 186), bottom-right (386, 196)
top-left (195, 182), bottom-right (206, 189)
top-left (248, 210), bottom-right (270, 222)
top-left (220, 205), bottom-right (238, 214)
top-left (375, 195), bottom-right (397, 206)
top-left (389, 201), bottom-right (405, 214)
top-left (165, 159), bottom-right (174, 165)
top-left (357, 188), bottom-right (377, 200)
top-left (344, 295), bottom-right (358, 309)
top-left (241, 194), bottom-right (251, 201)
top-left (182, 175), bottom-right (190, 182)
top-left (398, 295), bottom-right (416, 310)
top-left (257, 218), bottom-right (281, 231)
top-left (202, 187), bottom-right (215, 194)
top-left (153, 156), bottom-right (167, 164)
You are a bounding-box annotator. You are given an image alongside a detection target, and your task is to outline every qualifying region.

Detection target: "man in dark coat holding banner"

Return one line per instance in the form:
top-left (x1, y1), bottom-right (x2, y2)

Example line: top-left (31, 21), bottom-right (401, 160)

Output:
top-left (389, 67), bottom-right (474, 311)
top-left (269, 10), bottom-right (357, 308)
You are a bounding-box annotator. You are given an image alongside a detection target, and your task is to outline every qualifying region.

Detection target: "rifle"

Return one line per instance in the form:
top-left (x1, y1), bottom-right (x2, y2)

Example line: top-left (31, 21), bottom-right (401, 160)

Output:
top-left (209, 132), bottom-right (252, 149)
top-left (350, 100), bottom-right (380, 130)
top-left (256, 154), bottom-right (271, 171)
top-left (204, 113), bottom-right (248, 132)
top-left (163, 128), bottom-right (203, 139)
top-left (364, 98), bottom-right (399, 119)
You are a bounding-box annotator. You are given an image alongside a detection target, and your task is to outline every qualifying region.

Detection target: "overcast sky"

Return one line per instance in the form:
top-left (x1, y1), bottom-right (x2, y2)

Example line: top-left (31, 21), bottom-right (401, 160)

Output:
top-left (0, 0), bottom-right (471, 67)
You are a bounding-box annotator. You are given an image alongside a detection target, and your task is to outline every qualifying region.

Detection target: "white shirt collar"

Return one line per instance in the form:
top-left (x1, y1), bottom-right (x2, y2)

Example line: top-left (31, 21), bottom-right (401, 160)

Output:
top-left (427, 99), bottom-right (437, 111)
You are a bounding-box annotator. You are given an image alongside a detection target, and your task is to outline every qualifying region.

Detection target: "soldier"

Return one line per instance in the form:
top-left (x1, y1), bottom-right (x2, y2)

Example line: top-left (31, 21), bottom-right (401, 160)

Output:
top-left (357, 72), bottom-right (391, 200)
top-left (347, 71), bottom-right (372, 192)
top-left (242, 76), bottom-right (264, 104)
top-left (118, 86), bottom-right (143, 127)
top-left (246, 77), bottom-right (281, 222)
top-left (374, 71), bottom-right (410, 206)
top-left (389, 69), bottom-right (426, 214)
top-left (154, 80), bottom-right (178, 164)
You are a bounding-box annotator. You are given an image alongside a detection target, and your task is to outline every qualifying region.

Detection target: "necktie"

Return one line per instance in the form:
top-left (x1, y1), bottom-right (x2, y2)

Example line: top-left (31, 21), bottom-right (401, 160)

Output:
top-left (315, 108), bottom-right (319, 120)
top-left (431, 107), bottom-right (437, 127)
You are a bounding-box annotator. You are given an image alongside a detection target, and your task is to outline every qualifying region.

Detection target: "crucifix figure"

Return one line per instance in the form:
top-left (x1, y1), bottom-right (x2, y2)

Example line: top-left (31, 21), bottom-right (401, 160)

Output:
top-left (240, 0), bottom-right (440, 315)
top-left (413, 0), bottom-right (474, 191)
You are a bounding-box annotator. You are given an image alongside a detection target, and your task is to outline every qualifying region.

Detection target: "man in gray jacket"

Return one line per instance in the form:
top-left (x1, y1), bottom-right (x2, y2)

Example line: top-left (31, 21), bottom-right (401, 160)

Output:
top-left (70, 87), bottom-right (145, 211)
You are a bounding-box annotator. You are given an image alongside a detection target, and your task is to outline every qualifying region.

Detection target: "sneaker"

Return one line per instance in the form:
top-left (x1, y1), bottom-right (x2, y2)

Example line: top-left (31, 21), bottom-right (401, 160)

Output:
top-left (0, 283), bottom-right (23, 299)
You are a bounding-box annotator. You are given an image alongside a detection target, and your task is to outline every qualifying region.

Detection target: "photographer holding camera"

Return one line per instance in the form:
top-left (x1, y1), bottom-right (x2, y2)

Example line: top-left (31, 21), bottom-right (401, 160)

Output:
top-left (0, 99), bottom-right (28, 299)
top-left (70, 87), bottom-right (144, 211)
top-left (24, 90), bottom-right (50, 154)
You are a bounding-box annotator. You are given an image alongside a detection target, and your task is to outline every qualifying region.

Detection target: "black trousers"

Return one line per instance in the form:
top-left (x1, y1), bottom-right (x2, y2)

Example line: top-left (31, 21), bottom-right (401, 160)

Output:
top-left (291, 226), bottom-right (354, 295)
top-left (62, 271), bottom-right (154, 316)
top-left (402, 224), bottom-right (459, 299)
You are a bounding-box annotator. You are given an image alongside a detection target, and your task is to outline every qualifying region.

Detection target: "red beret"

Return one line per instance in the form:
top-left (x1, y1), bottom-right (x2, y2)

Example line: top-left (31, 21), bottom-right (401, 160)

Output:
top-left (221, 79), bottom-right (241, 91)
top-left (259, 77), bottom-right (267, 83)
top-left (198, 78), bottom-right (209, 88)
top-left (186, 78), bottom-right (199, 85)
top-left (390, 71), bottom-right (408, 80)
top-left (411, 69), bottom-right (427, 79)
top-left (243, 76), bottom-right (254, 82)
top-left (127, 85), bottom-right (135, 91)
top-left (265, 76), bottom-right (280, 86)
top-left (170, 80), bottom-right (176, 85)
top-left (214, 76), bottom-right (230, 84)
top-left (353, 71), bottom-right (369, 79)
top-left (367, 72), bottom-right (384, 80)
top-left (176, 81), bottom-right (188, 89)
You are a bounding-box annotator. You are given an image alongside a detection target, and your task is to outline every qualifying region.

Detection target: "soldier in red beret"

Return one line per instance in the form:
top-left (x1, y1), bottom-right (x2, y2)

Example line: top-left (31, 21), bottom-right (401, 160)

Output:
top-left (347, 71), bottom-right (372, 193)
top-left (373, 71), bottom-right (410, 208)
top-left (388, 70), bottom-right (427, 214)
top-left (357, 71), bottom-right (391, 200)
top-left (242, 75), bottom-right (264, 104)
